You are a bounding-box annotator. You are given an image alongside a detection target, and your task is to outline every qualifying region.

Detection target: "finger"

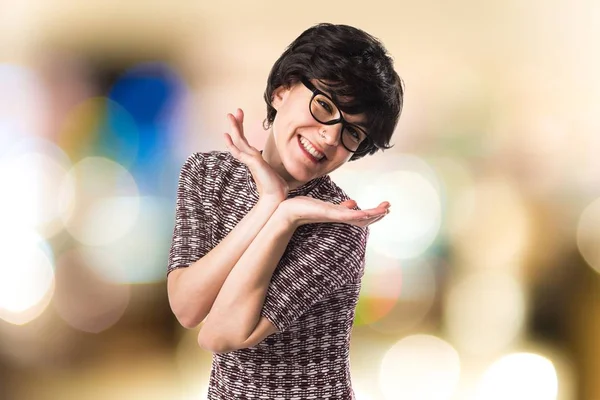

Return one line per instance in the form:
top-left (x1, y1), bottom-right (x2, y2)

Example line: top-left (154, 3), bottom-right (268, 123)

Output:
top-left (344, 212), bottom-right (387, 227)
top-left (233, 109), bottom-right (245, 138)
top-left (373, 201), bottom-right (390, 210)
top-left (235, 108), bottom-right (244, 125)
top-left (224, 132), bottom-right (241, 156)
top-left (362, 204), bottom-right (390, 215)
top-left (224, 132), bottom-right (251, 163)
top-left (363, 206), bottom-right (389, 216)
top-left (227, 113), bottom-right (255, 154)
top-left (362, 209), bottom-right (390, 224)
top-left (351, 201), bottom-right (389, 214)
top-left (227, 113), bottom-right (247, 150)
top-left (332, 208), bottom-right (385, 222)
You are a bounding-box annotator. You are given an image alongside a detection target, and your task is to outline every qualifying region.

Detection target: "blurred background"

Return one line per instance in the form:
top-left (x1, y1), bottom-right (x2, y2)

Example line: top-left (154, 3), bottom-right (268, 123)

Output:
top-left (1, 1), bottom-right (599, 399)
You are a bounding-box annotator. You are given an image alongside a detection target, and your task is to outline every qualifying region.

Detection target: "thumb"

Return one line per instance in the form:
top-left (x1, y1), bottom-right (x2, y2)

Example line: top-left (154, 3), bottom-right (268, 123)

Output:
top-left (340, 199), bottom-right (358, 209)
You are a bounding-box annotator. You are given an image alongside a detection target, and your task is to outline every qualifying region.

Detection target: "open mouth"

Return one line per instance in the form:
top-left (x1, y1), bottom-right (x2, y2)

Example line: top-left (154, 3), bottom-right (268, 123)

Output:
top-left (297, 135), bottom-right (326, 163)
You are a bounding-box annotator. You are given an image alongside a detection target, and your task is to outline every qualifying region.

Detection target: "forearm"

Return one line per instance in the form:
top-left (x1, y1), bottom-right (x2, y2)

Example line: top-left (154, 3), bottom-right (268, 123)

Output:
top-left (168, 197), bottom-right (280, 328)
top-left (199, 207), bottom-right (296, 346)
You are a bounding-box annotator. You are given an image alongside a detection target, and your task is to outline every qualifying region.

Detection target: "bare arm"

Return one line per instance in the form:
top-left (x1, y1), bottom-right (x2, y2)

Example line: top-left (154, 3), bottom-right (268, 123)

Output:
top-left (168, 197), bottom-right (280, 328)
top-left (198, 197), bottom-right (389, 353)
top-left (168, 108), bottom-right (288, 328)
top-left (197, 207), bottom-right (296, 351)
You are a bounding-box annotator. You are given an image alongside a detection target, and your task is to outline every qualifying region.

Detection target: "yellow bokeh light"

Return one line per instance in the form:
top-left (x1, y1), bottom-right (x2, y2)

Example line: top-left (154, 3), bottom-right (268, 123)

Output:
top-left (426, 157), bottom-right (475, 234)
top-left (80, 196), bottom-right (172, 284)
top-left (59, 156), bottom-right (140, 246)
top-left (175, 326), bottom-right (212, 396)
top-left (55, 96), bottom-right (105, 161)
top-left (0, 230), bottom-right (55, 325)
top-left (53, 249), bottom-right (130, 333)
top-left (0, 140), bottom-right (73, 239)
top-left (379, 334), bottom-right (461, 400)
top-left (476, 353), bottom-right (558, 400)
top-left (360, 255), bottom-right (436, 335)
top-left (448, 175), bottom-right (531, 273)
top-left (355, 253), bottom-right (402, 326)
top-left (353, 387), bottom-right (375, 400)
top-left (577, 196), bottom-right (600, 274)
top-left (445, 271), bottom-right (526, 356)
top-left (359, 169), bottom-right (441, 260)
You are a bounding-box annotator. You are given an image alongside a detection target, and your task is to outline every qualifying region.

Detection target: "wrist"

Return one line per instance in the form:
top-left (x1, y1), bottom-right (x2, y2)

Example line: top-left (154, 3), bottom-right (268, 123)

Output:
top-left (256, 195), bottom-right (283, 211)
top-left (274, 201), bottom-right (299, 230)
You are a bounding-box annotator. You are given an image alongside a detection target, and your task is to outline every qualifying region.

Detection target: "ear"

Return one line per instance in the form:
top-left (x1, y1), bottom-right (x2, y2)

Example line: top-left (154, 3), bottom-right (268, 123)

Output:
top-left (271, 85), bottom-right (290, 110)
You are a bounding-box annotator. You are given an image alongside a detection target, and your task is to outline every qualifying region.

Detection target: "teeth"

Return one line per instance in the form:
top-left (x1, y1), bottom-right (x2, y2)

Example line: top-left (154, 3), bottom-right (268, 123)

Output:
top-left (299, 137), bottom-right (325, 160)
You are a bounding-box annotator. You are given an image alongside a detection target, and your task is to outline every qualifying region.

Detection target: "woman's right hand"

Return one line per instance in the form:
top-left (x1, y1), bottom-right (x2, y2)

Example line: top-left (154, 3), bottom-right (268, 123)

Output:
top-left (224, 108), bottom-right (289, 202)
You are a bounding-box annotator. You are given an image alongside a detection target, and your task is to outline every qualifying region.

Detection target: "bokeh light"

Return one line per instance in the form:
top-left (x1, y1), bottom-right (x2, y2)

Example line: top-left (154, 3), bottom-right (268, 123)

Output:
top-left (59, 156), bottom-right (140, 246)
top-left (352, 154), bottom-right (442, 259)
top-left (572, 106), bottom-right (600, 190)
top-left (353, 387), bottom-right (375, 400)
top-left (55, 97), bottom-right (113, 162)
top-left (79, 196), bottom-right (173, 284)
top-left (354, 254), bottom-right (402, 326)
top-left (426, 157), bottom-right (475, 235)
top-left (448, 175), bottom-right (531, 273)
top-left (476, 353), bottom-right (558, 400)
top-left (0, 230), bottom-right (55, 325)
top-left (0, 63), bottom-right (48, 149)
top-left (445, 271), bottom-right (526, 356)
top-left (107, 62), bottom-right (188, 195)
top-left (357, 253), bottom-right (437, 335)
top-left (379, 334), bottom-right (461, 400)
top-left (53, 249), bottom-right (130, 333)
top-left (175, 328), bottom-right (212, 398)
top-left (91, 99), bottom-right (140, 168)
top-left (0, 138), bottom-right (73, 238)
top-left (365, 170), bottom-right (441, 259)
top-left (1, 2), bottom-right (599, 398)
top-left (577, 196), bottom-right (600, 274)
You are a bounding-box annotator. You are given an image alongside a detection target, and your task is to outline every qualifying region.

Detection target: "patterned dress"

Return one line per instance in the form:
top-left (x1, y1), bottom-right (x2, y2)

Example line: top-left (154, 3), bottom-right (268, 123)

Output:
top-left (168, 151), bottom-right (369, 399)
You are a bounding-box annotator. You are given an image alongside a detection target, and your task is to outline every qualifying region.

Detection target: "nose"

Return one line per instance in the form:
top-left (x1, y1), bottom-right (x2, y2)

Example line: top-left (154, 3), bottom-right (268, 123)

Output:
top-left (319, 124), bottom-right (342, 146)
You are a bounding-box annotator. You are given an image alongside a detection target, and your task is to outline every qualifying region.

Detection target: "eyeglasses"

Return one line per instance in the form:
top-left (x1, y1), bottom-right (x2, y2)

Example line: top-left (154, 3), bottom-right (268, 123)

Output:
top-left (300, 77), bottom-right (373, 154)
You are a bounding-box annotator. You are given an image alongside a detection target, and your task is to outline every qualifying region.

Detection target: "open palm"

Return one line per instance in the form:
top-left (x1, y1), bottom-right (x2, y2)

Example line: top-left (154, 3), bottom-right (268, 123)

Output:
top-left (281, 196), bottom-right (390, 228)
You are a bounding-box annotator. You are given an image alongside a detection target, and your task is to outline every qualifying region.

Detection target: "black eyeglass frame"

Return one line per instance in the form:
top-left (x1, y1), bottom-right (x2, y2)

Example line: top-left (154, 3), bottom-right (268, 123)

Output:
top-left (300, 77), bottom-right (375, 155)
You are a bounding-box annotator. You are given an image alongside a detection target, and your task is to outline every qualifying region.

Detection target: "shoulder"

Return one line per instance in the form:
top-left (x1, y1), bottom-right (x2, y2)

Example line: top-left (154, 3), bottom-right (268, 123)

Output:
top-left (311, 175), bottom-right (352, 204)
top-left (180, 150), bottom-right (237, 178)
top-left (313, 175), bottom-right (365, 213)
top-left (182, 150), bottom-right (232, 169)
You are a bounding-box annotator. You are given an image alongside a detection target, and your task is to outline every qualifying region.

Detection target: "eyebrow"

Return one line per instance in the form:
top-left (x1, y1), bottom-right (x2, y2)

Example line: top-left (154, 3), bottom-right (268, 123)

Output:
top-left (312, 80), bottom-right (368, 129)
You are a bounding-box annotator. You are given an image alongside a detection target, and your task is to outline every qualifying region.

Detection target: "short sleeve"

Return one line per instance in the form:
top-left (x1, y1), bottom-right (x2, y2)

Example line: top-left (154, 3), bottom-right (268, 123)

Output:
top-left (167, 153), bottom-right (212, 276)
top-left (260, 222), bottom-right (369, 332)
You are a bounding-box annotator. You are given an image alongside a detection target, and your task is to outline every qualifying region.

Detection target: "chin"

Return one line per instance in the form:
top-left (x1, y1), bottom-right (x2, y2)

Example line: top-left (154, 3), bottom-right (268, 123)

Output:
top-left (283, 157), bottom-right (318, 183)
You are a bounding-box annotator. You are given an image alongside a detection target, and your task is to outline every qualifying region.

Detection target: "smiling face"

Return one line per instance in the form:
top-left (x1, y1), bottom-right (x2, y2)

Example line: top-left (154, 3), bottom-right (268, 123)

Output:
top-left (262, 79), bottom-right (368, 188)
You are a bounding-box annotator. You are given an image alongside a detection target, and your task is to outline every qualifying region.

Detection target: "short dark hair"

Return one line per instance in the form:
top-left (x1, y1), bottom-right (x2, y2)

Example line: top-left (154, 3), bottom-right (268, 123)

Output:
top-left (263, 23), bottom-right (404, 161)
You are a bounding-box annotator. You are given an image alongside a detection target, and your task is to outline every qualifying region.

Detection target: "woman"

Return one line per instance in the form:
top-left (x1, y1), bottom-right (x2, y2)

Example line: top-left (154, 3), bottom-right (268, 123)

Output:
top-left (167, 23), bottom-right (404, 399)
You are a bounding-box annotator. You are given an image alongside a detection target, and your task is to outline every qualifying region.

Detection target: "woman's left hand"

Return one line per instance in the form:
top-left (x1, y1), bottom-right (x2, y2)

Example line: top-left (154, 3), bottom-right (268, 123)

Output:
top-left (277, 196), bottom-right (390, 228)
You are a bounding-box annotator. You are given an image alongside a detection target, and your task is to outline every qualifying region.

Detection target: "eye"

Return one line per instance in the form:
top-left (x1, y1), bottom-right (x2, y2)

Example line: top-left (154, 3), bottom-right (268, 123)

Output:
top-left (345, 126), bottom-right (363, 143)
top-left (316, 99), bottom-right (334, 114)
